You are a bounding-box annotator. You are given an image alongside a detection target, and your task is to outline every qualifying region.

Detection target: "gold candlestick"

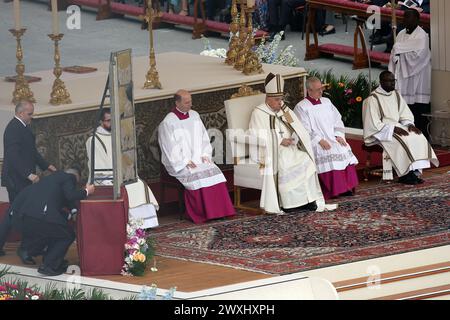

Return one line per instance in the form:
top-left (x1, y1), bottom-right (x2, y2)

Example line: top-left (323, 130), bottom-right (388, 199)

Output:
top-left (225, 0), bottom-right (239, 65)
top-left (234, 0), bottom-right (249, 71)
top-left (143, 0), bottom-right (162, 89)
top-left (49, 33), bottom-right (71, 105)
top-left (243, 6), bottom-right (263, 75)
top-left (9, 28), bottom-right (35, 104)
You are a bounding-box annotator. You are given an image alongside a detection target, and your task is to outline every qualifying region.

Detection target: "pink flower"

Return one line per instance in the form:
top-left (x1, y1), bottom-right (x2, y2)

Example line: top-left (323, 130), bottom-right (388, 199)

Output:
top-left (344, 89), bottom-right (353, 95)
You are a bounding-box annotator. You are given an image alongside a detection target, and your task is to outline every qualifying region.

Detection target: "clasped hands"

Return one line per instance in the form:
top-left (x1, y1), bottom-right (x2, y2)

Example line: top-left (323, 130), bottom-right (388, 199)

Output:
top-left (186, 157), bottom-right (211, 169)
top-left (318, 137), bottom-right (348, 150)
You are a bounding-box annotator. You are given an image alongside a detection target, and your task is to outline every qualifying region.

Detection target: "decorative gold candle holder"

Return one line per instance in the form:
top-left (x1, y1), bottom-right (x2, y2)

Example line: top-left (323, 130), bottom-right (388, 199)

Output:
top-left (9, 28), bottom-right (35, 104)
top-left (143, 0), bottom-right (162, 89)
top-left (234, 0), bottom-right (249, 71)
top-left (243, 6), bottom-right (263, 75)
top-left (225, 0), bottom-right (239, 65)
top-left (48, 33), bottom-right (72, 105)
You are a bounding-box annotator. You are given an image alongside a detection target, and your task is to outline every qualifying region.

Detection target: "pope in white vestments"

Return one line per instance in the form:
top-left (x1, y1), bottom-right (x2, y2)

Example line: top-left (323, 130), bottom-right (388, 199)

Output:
top-left (294, 77), bottom-right (359, 200)
top-left (389, 9), bottom-right (431, 137)
top-left (363, 71), bottom-right (439, 184)
top-left (249, 73), bottom-right (336, 214)
top-left (158, 90), bottom-right (235, 224)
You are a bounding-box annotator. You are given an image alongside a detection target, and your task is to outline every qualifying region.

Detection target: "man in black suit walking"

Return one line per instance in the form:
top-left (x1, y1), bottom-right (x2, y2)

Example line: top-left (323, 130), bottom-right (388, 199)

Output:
top-left (11, 168), bottom-right (95, 276)
top-left (0, 100), bottom-right (57, 258)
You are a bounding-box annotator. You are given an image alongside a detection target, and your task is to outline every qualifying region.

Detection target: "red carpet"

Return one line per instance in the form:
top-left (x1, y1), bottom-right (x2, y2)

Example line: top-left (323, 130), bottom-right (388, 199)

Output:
top-left (153, 174), bottom-right (450, 275)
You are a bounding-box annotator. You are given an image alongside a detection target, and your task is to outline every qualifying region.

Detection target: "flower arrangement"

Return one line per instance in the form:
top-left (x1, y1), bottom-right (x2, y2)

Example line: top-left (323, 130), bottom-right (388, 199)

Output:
top-left (308, 70), bottom-right (378, 129)
top-left (254, 31), bottom-right (299, 67)
top-left (137, 284), bottom-right (177, 300)
top-left (199, 32), bottom-right (299, 67)
top-left (0, 282), bottom-right (41, 300)
top-left (200, 36), bottom-right (227, 58)
top-left (122, 218), bottom-right (155, 277)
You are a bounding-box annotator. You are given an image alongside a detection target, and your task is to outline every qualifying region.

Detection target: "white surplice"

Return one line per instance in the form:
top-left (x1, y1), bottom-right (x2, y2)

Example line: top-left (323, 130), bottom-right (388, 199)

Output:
top-left (86, 126), bottom-right (113, 185)
top-left (158, 110), bottom-right (226, 190)
top-left (294, 97), bottom-right (358, 174)
top-left (388, 25), bottom-right (431, 105)
top-left (362, 87), bottom-right (439, 178)
top-left (125, 178), bottom-right (159, 229)
top-left (249, 103), bottom-right (335, 214)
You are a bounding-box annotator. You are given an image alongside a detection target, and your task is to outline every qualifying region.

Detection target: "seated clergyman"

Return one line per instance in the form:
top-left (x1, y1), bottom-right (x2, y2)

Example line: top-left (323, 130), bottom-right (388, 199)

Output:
top-left (362, 71), bottom-right (439, 184)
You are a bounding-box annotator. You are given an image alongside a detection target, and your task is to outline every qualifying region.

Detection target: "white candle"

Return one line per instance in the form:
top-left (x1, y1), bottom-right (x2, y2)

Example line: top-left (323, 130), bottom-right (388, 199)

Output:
top-left (247, 0), bottom-right (255, 8)
top-left (13, 0), bottom-right (21, 30)
top-left (51, 0), bottom-right (59, 35)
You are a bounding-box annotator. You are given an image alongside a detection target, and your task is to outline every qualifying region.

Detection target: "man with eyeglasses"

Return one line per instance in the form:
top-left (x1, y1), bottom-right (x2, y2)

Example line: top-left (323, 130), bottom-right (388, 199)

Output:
top-left (248, 73), bottom-right (336, 214)
top-left (294, 77), bottom-right (359, 200)
top-left (0, 100), bottom-right (57, 259)
top-left (85, 108), bottom-right (113, 185)
top-left (363, 71), bottom-right (439, 185)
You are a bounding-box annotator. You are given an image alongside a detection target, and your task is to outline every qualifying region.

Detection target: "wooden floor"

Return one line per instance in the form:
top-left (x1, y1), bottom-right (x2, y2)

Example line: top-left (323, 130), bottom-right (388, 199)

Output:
top-left (1, 166), bottom-right (448, 292)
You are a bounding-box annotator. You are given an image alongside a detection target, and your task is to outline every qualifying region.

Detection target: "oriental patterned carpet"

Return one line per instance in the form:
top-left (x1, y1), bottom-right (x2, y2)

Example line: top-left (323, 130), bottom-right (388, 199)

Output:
top-left (153, 174), bottom-right (450, 275)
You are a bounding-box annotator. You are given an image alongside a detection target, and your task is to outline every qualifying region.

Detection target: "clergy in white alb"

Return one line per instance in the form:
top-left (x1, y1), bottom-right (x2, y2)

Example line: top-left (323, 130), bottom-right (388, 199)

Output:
top-left (86, 108), bottom-right (113, 185)
top-left (249, 73), bottom-right (337, 214)
top-left (158, 90), bottom-right (235, 224)
top-left (388, 8), bottom-right (431, 137)
top-left (362, 71), bottom-right (438, 184)
top-left (294, 77), bottom-right (359, 200)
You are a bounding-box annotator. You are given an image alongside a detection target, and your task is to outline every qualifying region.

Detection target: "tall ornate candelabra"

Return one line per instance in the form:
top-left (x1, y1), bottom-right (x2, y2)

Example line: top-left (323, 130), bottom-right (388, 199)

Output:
top-left (243, 6), bottom-right (263, 75)
top-left (225, 0), bottom-right (239, 65)
top-left (10, 28), bottom-right (35, 104)
top-left (234, 0), bottom-right (249, 71)
top-left (143, 0), bottom-right (162, 89)
top-left (49, 33), bottom-right (72, 105)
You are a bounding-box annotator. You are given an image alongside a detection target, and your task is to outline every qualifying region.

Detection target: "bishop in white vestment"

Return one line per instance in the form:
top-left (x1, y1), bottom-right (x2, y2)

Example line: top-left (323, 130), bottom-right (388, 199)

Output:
top-left (363, 71), bottom-right (439, 184)
top-left (249, 73), bottom-right (336, 214)
top-left (158, 90), bottom-right (235, 223)
top-left (294, 77), bottom-right (359, 200)
top-left (389, 8), bottom-right (431, 137)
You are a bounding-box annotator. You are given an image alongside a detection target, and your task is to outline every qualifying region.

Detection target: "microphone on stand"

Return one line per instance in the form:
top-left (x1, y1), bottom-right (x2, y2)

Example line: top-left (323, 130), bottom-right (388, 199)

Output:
top-left (350, 15), bottom-right (373, 89)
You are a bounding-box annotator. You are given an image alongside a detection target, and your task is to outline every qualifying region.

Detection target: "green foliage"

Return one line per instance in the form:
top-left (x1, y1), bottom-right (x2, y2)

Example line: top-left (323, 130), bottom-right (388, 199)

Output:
top-left (307, 70), bottom-right (378, 129)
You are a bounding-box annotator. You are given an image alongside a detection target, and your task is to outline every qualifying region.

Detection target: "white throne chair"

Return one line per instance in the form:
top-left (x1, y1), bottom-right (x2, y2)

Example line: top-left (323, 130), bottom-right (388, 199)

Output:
top-left (224, 93), bottom-right (266, 214)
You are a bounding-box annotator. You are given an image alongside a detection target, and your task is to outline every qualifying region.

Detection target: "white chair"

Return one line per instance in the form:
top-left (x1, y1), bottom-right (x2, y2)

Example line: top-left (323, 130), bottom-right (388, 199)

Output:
top-left (224, 93), bottom-right (266, 214)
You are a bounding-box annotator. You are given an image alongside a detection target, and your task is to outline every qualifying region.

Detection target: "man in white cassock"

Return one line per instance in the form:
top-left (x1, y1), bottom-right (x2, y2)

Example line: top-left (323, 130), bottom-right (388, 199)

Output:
top-left (158, 90), bottom-right (235, 224)
top-left (248, 73), bottom-right (336, 214)
top-left (363, 71), bottom-right (439, 185)
top-left (86, 108), bottom-right (113, 185)
top-left (86, 108), bottom-right (159, 228)
top-left (389, 8), bottom-right (431, 139)
top-left (294, 77), bottom-right (359, 200)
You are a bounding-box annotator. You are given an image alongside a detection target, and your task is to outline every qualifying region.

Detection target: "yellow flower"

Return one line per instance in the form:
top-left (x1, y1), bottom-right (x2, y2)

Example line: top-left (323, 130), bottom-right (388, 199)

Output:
top-left (338, 82), bottom-right (345, 88)
top-left (356, 96), bottom-right (362, 102)
top-left (133, 253), bottom-right (140, 262)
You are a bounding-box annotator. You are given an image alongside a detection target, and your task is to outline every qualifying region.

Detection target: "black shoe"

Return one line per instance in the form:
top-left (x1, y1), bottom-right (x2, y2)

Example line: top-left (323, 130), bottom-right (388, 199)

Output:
top-left (398, 172), bottom-right (419, 185)
top-left (17, 247), bottom-right (36, 265)
top-left (305, 201), bottom-right (318, 211)
top-left (38, 265), bottom-right (65, 277)
top-left (58, 259), bottom-right (69, 273)
top-left (0, 249), bottom-right (5, 257)
top-left (341, 190), bottom-right (354, 197)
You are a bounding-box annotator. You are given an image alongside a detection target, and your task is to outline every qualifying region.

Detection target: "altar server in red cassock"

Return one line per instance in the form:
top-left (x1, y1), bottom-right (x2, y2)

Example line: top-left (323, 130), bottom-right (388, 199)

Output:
top-left (158, 90), bottom-right (235, 224)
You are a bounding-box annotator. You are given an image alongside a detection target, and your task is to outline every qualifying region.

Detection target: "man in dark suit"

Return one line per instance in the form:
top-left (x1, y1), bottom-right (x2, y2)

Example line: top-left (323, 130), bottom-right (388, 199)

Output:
top-left (0, 100), bottom-right (56, 258)
top-left (11, 168), bottom-right (95, 276)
